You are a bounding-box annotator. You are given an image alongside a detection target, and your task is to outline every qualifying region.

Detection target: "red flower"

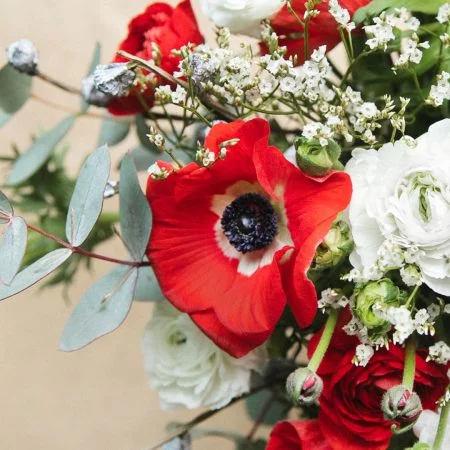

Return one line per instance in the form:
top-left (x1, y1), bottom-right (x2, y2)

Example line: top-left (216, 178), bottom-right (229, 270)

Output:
top-left (109, 0), bottom-right (203, 116)
top-left (308, 319), bottom-right (449, 450)
top-left (266, 0), bottom-right (370, 62)
top-left (146, 118), bottom-right (351, 357)
top-left (267, 420), bottom-right (333, 450)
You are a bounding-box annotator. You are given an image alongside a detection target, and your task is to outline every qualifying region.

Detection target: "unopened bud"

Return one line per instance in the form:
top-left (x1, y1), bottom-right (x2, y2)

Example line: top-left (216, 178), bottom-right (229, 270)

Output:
top-left (295, 137), bottom-right (343, 177)
top-left (286, 368), bottom-right (323, 406)
top-left (81, 74), bottom-right (113, 107)
top-left (381, 385), bottom-right (422, 423)
top-left (6, 39), bottom-right (39, 75)
top-left (315, 220), bottom-right (353, 268)
top-left (93, 63), bottom-right (136, 97)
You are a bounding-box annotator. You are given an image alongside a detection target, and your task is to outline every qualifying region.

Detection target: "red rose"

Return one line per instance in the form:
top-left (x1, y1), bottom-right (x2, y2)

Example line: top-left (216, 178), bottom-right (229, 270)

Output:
top-left (308, 320), bottom-right (449, 450)
top-left (266, 0), bottom-right (370, 62)
top-left (109, 0), bottom-right (203, 116)
top-left (267, 420), bottom-right (333, 450)
top-left (146, 118), bottom-right (352, 357)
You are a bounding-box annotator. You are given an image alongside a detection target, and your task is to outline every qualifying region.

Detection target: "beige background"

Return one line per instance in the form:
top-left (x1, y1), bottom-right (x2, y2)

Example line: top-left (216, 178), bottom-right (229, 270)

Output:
top-left (0, 1), bottom-right (257, 449)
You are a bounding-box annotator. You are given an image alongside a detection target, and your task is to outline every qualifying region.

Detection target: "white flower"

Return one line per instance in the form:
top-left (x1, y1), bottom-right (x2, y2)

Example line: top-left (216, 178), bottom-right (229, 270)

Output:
top-left (414, 410), bottom-right (450, 446)
top-left (318, 288), bottom-right (349, 311)
top-left (142, 301), bottom-right (267, 410)
top-left (346, 119), bottom-right (450, 295)
top-left (364, 13), bottom-right (396, 50)
top-left (438, 3), bottom-right (450, 24)
top-left (352, 344), bottom-right (374, 366)
top-left (427, 71), bottom-right (450, 107)
top-left (200, 0), bottom-right (283, 36)
top-left (171, 85), bottom-right (187, 105)
top-left (148, 162), bottom-right (171, 180)
top-left (428, 341), bottom-right (450, 364)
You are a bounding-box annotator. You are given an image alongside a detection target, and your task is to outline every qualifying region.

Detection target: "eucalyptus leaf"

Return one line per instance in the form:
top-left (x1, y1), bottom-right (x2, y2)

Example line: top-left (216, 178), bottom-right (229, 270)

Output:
top-left (0, 64), bottom-right (32, 128)
top-left (0, 216), bottom-right (27, 285)
top-left (134, 266), bottom-right (164, 301)
top-left (8, 116), bottom-right (76, 186)
top-left (0, 190), bottom-right (13, 223)
top-left (245, 389), bottom-right (289, 426)
top-left (0, 248), bottom-right (72, 301)
top-left (119, 154), bottom-right (151, 261)
top-left (66, 144), bottom-right (110, 246)
top-left (59, 265), bottom-right (138, 351)
top-left (97, 118), bottom-right (130, 147)
top-left (81, 42), bottom-right (101, 113)
top-left (354, 0), bottom-right (447, 24)
top-left (236, 439), bottom-right (267, 450)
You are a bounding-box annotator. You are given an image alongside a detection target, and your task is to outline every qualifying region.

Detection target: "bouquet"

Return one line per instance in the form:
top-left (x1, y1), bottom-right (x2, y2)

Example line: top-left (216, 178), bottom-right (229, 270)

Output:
top-left (2, 0), bottom-right (450, 448)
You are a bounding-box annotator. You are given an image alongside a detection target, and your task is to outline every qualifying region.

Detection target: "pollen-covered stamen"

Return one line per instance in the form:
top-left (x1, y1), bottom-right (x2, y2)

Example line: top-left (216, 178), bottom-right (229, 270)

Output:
top-left (221, 193), bottom-right (278, 254)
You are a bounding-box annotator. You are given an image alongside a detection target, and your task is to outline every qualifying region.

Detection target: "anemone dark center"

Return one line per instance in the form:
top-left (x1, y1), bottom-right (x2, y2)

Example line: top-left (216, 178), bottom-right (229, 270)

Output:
top-left (221, 193), bottom-right (278, 254)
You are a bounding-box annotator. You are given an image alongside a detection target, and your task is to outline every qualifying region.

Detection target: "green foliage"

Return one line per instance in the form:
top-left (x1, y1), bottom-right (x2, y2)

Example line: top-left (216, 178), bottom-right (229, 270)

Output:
top-left (59, 265), bottom-right (138, 351)
top-left (8, 116), bottom-right (76, 186)
top-left (0, 64), bottom-right (32, 128)
top-left (0, 216), bottom-right (27, 285)
top-left (80, 42), bottom-right (101, 113)
top-left (0, 190), bottom-right (13, 223)
top-left (245, 388), bottom-right (290, 426)
top-left (236, 439), bottom-right (267, 450)
top-left (65, 144), bottom-right (110, 246)
top-left (136, 114), bottom-right (160, 152)
top-left (134, 266), bottom-right (165, 301)
top-left (97, 117), bottom-right (130, 147)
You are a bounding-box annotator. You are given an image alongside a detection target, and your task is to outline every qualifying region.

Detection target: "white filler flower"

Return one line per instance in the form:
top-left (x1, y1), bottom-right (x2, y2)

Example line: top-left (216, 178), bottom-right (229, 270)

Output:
top-left (200, 0), bottom-right (283, 36)
top-left (346, 119), bottom-right (450, 295)
top-left (142, 301), bottom-right (267, 410)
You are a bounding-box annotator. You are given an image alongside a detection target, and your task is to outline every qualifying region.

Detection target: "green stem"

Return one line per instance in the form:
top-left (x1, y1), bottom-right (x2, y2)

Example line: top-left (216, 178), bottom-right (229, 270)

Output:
top-left (402, 338), bottom-right (416, 391)
top-left (405, 285), bottom-right (420, 308)
top-left (433, 399), bottom-right (450, 450)
top-left (308, 309), bottom-right (339, 372)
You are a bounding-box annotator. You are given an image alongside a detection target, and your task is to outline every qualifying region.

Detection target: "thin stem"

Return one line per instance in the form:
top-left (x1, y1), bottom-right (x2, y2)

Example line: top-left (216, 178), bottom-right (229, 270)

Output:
top-left (26, 223), bottom-right (150, 267)
top-left (36, 70), bottom-right (81, 95)
top-left (245, 392), bottom-right (276, 442)
top-left (308, 309), bottom-right (339, 372)
top-left (405, 285), bottom-right (420, 308)
top-left (402, 338), bottom-right (416, 391)
top-left (433, 399), bottom-right (450, 450)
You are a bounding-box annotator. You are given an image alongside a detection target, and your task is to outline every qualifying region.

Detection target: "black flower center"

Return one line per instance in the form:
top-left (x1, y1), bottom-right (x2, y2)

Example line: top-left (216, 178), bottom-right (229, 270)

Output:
top-left (221, 193), bottom-right (278, 254)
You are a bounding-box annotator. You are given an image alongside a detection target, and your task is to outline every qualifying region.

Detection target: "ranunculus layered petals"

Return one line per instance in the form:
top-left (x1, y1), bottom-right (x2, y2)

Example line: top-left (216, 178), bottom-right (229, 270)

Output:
top-left (267, 420), bottom-right (333, 450)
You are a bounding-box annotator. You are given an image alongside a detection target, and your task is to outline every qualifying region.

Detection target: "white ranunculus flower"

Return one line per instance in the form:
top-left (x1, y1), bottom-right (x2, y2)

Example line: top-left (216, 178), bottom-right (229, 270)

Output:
top-left (413, 409), bottom-right (450, 446)
top-left (142, 301), bottom-right (267, 410)
top-left (199, 0), bottom-right (283, 36)
top-left (346, 119), bottom-right (450, 295)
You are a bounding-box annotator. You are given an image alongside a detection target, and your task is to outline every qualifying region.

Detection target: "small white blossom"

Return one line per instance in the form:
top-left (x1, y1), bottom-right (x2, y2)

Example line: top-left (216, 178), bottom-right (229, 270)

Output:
top-left (427, 341), bottom-right (450, 364)
top-left (171, 85), bottom-right (187, 105)
top-left (438, 3), bottom-right (450, 24)
top-left (318, 289), bottom-right (349, 311)
top-left (196, 148), bottom-right (216, 167)
top-left (428, 303), bottom-right (442, 320)
top-left (364, 13), bottom-right (396, 51)
top-left (427, 71), bottom-right (450, 106)
top-left (400, 265), bottom-right (422, 286)
top-left (148, 162), bottom-right (171, 180)
top-left (444, 304), bottom-right (450, 314)
top-left (352, 344), bottom-right (375, 367)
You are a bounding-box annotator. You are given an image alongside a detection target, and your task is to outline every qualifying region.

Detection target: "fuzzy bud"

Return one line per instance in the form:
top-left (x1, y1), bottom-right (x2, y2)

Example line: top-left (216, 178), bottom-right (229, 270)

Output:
top-left (381, 385), bottom-right (422, 423)
top-left (294, 137), bottom-right (343, 176)
top-left (81, 74), bottom-right (113, 107)
top-left (315, 220), bottom-right (353, 268)
top-left (93, 63), bottom-right (136, 97)
top-left (6, 39), bottom-right (39, 75)
top-left (286, 368), bottom-right (323, 406)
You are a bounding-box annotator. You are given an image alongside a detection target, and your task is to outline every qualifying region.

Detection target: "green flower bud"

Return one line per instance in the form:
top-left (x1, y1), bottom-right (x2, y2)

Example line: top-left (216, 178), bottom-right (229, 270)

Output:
top-left (381, 385), bottom-right (422, 423)
top-left (286, 367), bottom-right (323, 406)
top-left (353, 279), bottom-right (406, 335)
top-left (314, 220), bottom-right (354, 269)
top-left (294, 137), bottom-right (343, 177)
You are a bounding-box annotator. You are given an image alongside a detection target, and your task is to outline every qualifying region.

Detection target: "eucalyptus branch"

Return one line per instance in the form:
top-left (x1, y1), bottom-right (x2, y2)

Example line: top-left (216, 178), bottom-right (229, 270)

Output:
top-left (245, 391), bottom-right (276, 442)
top-left (35, 70), bottom-right (81, 95)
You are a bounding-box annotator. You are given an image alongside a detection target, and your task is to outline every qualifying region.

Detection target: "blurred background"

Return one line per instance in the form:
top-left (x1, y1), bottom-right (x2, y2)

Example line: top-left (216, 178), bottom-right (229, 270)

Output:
top-left (0, 1), bottom-right (257, 449)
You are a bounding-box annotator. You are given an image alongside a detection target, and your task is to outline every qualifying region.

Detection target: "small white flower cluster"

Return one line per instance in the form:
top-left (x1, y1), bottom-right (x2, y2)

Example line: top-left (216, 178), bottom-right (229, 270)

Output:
top-left (147, 128), bottom-right (165, 148)
top-left (427, 71), bottom-right (450, 107)
top-left (318, 288), bottom-right (349, 312)
top-left (148, 162), bottom-right (171, 180)
top-left (329, 0), bottom-right (355, 32)
top-left (155, 84), bottom-right (187, 105)
top-left (196, 147), bottom-right (216, 167)
top-left (302, 122), bottom-right (333, 146)
top-left (364, 12), bottom-right (396, 51)
top-left (437, 3), bottom-right (450, 24)
top-left (427, 341), bottom-right (450, 365)
top-left (438, 385), bottom-right (450, 408)
top-left (394, 33), bottom-right (430, 70)
top-left (352, 344), bottom-right (375, 367)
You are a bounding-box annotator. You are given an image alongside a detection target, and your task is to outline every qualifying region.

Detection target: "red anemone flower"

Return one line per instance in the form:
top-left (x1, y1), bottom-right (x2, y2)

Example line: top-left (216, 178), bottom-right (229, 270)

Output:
top-left (146, 119), bottom-right (352, 357)
top-left (109, 0), bottom-right (203, 116)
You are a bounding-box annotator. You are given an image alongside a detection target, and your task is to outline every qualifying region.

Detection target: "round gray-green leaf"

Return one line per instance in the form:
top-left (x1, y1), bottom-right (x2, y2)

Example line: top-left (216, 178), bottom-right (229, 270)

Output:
top-left (81, 42), bottom-right (101, 113)
top-left (0, 216), bottom-right (28, 285)
top-left (66, 144), bottom-right (111, 247)
top-left (59, 265), bottom-right (138, 351)
top-left (97, 117), bottom-right (130, 147)
top-left (8, 115), bottom-right (76, 186)
top-left (0, 64), bottom-right (32, 128)
top-left (0, 190), bottom-right (13, 224)
top-left (119, 154), bottom-right (151, 261)
top-left (0, 248), bottom-right (72, 301)
top-left (134, 266), bottom-right (164, 301)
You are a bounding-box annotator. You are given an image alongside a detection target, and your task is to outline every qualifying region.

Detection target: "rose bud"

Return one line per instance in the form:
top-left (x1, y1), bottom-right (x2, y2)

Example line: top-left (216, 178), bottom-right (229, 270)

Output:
top-left (81, 74), bottom-right (113, 108)
top-left (314, 220), bottom-right (354, 269)
top-left (93, 63), bottom-right (136, 97)
top-left (6, 39), bottom-right (39, 75)
top-left (353, 279), bottom-right (406, 337)
top-left (381, 385), bottom-right (423, 423)
top-left (286, 367), bottom-right (323, 406)
top-left (294, 137), bottom-right (343, 177)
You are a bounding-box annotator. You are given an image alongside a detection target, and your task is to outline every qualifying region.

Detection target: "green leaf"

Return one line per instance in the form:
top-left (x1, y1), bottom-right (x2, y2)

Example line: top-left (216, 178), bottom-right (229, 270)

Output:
top-left (59, 266), bottom-right (138, 351)
top-left (66, 144), bottom-right (110, 246)
top-left (245, 389), bottom-right (289, 425)
top-left (354, 0), bottom-right (447, 24)
top-left (119, 154), bottom-right (151, 261)
top-left (136, 115), bottom-right (159, 152)
top-left (81, 42), bottom-right (101, 113)
top-left (0, 216), bottom-right (27, 285)
top-left (0, 248), bottom-right (72, 301)
top-left (0, 190), bottom-right (13, 224)
top-left (0, 64), bottom-right (32, 128)
top-left (134, 266), bottom-right (164, 301)
top-left (8, 116), bottom-right (76, 186)
top-left (97, 117), bottom-right (130, 147)
top-left (236, 439), bottom-right (267, 450)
